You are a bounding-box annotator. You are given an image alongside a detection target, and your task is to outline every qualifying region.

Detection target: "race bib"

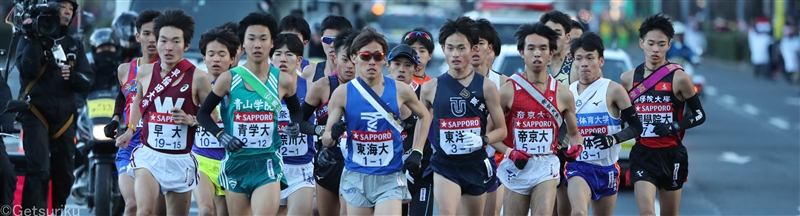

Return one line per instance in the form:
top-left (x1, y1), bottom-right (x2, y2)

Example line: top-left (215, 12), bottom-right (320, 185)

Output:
top-left (636, 102), bottom-right (673, 138)
top-left (340, 132), bottom-right (348, 158)
top-left (147, 113), bottom-right (188, 150)
top-left (195, 121), bottom-right (224, 148)
top-left (578, 126), bottom-right (610, 161)
top-left (513, 118), bottom-right (555, 155)
top-left (351, 130), bottom-right (394, 167)
top-left (279, 122), bottom-right (309, 156)
top-left (401, 131), bottom-right (408, 141)
top-left (233, 111), bottom-right (275, 149)
top-left (439, 117), bottom-right (482, 155)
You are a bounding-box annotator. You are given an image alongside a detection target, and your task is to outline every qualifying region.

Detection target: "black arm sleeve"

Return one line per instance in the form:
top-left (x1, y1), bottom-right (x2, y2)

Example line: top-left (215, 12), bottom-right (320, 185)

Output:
top-left (677, 94), bottom-right (705, 130)
top-left (113, 91), bottom-right (126, 118)
top-left (198, 92), bottom-right (224, 136)
top-left (284, 93), bottom-right (303, 123)
top-left (15, 37), bottom-right (45, 80)
top-left (69, 38), bottom-right (95, 93)
top-left (612, 105), bottom-right (642, 143)
top-left (299, 101), bottom-right (318, 135)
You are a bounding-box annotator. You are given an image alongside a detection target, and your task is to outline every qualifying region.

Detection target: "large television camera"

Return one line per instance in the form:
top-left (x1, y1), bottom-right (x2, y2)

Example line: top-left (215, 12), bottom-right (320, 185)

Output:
top-left (10, 0), bottom-right (63, 38)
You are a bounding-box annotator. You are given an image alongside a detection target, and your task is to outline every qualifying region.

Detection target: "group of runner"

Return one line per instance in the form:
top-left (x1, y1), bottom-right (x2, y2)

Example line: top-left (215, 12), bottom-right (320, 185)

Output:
top-left (107, 7), bottom-right (706, 216)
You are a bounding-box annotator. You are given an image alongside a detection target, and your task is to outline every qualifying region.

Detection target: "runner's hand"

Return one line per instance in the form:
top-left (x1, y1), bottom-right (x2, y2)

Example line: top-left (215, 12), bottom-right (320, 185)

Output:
top-left (403, 149), bottom-right (423, 174)
top-left (508, 149), bottom-right (532, 170)
top-left (564, 144), bottom-right (584, 162)
top-left (462, 132), bottom-right (483, 149)
top-left (652, 123), bottom-right (676, 137)
top-left (330, 121), bottom-right (347, 140)
top-left (217, 133), bottom-right (245, 152)
top-left (284, 122), bottom-right (300, 138)
top-left (590, 133), bottom-right (616, 149)
top-left (169, 107), bottom-right (192, 125)
top-left (316, 147), bottom-right (337, 167)
top-left (115, 130), bottom-right (132, 148)
top-left (104, 120), bottom-right (119, 138)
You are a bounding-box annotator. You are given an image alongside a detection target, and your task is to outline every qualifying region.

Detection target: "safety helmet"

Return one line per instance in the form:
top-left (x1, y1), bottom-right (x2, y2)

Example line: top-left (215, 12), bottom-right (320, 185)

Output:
top-left (673, 21), bottom-right (686, 35)
top-left (113, 11), bottom-right (139, 49)
top-left (90, 28), bottom-right (120, 51)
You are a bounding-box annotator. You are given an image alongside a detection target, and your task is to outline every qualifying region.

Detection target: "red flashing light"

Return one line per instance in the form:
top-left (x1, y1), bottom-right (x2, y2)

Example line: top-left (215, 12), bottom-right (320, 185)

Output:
top-left (477, 2), bottom-right (554, 11)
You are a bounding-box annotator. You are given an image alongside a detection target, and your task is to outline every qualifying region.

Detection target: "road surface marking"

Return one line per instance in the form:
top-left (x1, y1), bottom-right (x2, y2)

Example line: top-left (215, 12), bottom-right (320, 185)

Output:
top-left (769, 117), bottom-right (791, 130)
top-left (719, 94), bottom-right (736, 105)
top-left (705, 86), bottom-right (717, 96)
top-left (787, 97), bottom-right (800, 106)
top-left (742, 104), bottom-right (760, 116)
top-left (718, 152), bottom-right (752, 164)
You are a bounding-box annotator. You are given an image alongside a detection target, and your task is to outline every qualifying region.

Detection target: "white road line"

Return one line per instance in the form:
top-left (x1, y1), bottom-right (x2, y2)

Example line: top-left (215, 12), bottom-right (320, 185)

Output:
top-left (769, 117), bottom-right (791, 130)
top-left (787, 97), bottom-right (800, 106)
top-left (719, 94), bottom-right (736, 105)
top-left (742, 104), bottom-right (760, 116)
top-left (705, 86), bottom-right (718, 96)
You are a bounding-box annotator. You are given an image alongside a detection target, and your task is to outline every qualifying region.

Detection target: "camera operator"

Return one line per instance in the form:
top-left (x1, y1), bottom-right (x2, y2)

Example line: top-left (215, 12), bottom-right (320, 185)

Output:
top-left (14, 0), bottom-right (94, 212)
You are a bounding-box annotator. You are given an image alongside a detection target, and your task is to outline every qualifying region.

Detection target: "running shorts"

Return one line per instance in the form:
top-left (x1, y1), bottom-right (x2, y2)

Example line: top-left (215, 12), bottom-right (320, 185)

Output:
top-left (195, 153), bottom-right (225, 196)
top-left (427, 156), bottom-right (496, 196)
top-left (498, 154), bottom-right (560, 196)
top-left (626, 144), bottom-right (688, 191)
top-left (219, 152), bottom-right (288, 198)
top-left (114, 130), bottom-right (140, 175)
top-left (565, 161), bottom-right (620, 200)
top-left (406, 171), bottom-right (434, 216)
top-left (128, 145), bottom-right (198, 194)
top-left (340, 169), bottom-right (411, 208)
top-left (314, 149), bottom-right (345, 194)
top-left (280, 162), bottom-right (316, 205)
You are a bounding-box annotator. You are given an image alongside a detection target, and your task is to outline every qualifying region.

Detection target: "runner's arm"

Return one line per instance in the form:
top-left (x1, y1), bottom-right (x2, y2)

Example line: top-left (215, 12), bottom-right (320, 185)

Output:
top-left (489, 81), bottom-right (515, 154)
top-left (279, 73), bottom-right (302, 123)
top-left (321, 86), bottom-right (347, 147)
top-left (673, 70), bottom-right (706, 130)
top-left (619, 69), bottom-right (634, 91)
top-left (299, 79), bottom-right (325, 135)
top-left (483, 78), bottom-right (508, 144)
top-left (122, 67), bottom-right (148, 136)
top-left (558, 87), bottom-right (584, 146)
top-left (192, 69), bottom-right (213, 125)
top-left (197, 72), bottom-right (232, 136)
top-left (112, 63), bottom-right (130, 121)
top-left (399, 83), bottom-right (431, 152)
top-left (608, 83), bottom-right (642, 143)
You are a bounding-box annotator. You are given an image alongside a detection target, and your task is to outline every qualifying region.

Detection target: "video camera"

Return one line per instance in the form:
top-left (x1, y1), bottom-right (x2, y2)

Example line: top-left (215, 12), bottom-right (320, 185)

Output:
top-left (10, 0), bottom-right (63, 38)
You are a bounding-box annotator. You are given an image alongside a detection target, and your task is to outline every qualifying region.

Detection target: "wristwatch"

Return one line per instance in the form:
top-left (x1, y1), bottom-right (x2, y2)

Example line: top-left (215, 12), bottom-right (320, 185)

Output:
top-left (670, 122), bottom-right (681, 134)
top-left (315, 125), bottom-right (325, 136)
top-left (481, 135), bottom-right (489, 146)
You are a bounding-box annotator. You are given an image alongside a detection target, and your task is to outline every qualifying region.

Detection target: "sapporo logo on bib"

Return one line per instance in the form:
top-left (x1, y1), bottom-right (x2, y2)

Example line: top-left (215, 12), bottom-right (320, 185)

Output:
top-left (147, 97), bottom-right (188, 150)
top-left (279, 105), bottom-right (308, 156)
top-left (577, 112), bottom-right (611, 161)
top-left (351, 130), bottom-right (393, 167)
top-left (233, 111), bottom-right (274, 148)
top-left (439, 117), bottom-right (481, 155)
top-left (195, 120), bottom-right (224, 148)
top-left (634, 97), bottom-right (673, 138)
top-left (512, 110), bottom-right (555, 155)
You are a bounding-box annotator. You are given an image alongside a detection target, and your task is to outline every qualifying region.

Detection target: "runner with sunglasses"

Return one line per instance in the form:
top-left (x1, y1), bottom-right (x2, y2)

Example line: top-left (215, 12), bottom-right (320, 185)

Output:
top-left (302, 15), bottom-right (354, 83)
top-left (320, 27), bottom-right (432, 215)
top-left (302, 29), bottom-right (359, 216)
top-left (421, 16), bottom-right (507, 215)
top-left (401, 28), bottom-right (435, 85)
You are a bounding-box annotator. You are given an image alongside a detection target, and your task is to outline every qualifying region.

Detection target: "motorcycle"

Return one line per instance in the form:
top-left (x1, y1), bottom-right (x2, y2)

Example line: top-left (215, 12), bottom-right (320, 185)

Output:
top-left (74, 90), bottom-right (125, 216)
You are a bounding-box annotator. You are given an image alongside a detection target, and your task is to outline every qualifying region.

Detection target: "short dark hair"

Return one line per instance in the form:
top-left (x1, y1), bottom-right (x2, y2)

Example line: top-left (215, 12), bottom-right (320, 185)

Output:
top-left (333, 29), bottom-right (353, 54)
top-left (514, 22), bottom-right (560, 52)
top-left (402, 27), bottom-right (435, 53)
top-left (438, 16), bottom-right (479, 46)
top-left (638, 13), bottom-right (674, 39)
top-left (135, 9), bottom-right (161, 33)
top-left (539, 10), bottom-right (573, 34)
top-left (278, 15), bottom-right (311, 42)
top-left (219, 22), bottom-right (238, 34)
top-left (492, 34), bottom-right (501, 57)
top-left (343, 30), bottom-right (361, 55)
top-left (238, 12), bottom-right (279, 44)
top-left (571, 20), bottom-right (585, 32)
top-left (569, 32), bottom-right (604, 57)
top-left (199, 28), bottom-right (240, 59)
top-left (475, 18), bottom-right (500, 54)
top-left (270, 33), bottom-right (305, 58)
top-left (153, 9), bottom-right (195, 47)
top-left (321, 15), bottom-right (353, 33)
top-left (349, 26), bottom-right (388, 57)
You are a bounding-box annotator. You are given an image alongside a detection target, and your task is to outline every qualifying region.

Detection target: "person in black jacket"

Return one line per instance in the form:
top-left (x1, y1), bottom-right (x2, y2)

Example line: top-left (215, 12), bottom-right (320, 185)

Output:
top-left (13, 0), bottom-right (94, 213)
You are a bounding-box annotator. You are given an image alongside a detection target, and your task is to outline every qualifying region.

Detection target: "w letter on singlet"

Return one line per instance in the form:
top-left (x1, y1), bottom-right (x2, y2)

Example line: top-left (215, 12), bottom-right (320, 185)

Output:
top-left (154, 97), bottom-right (185, 113)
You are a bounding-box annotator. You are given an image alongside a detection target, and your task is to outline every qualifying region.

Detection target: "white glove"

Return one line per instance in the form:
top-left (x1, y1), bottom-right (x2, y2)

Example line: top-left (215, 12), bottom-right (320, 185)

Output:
top-left (462, 132), bottom-right (483, 149)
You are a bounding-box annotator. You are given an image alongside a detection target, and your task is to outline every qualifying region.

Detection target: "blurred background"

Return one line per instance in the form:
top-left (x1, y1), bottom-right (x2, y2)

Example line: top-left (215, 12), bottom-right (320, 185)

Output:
top-left (1, 0), bottom-right (799, 215)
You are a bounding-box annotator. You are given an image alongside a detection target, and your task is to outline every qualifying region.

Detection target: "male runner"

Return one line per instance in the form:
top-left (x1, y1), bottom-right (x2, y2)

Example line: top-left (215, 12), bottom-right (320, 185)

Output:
top-left (320, 27), bottom-right (432, 215)
top-left (400, 27), bottom-right (435, 84)
top-left (420, 16), bottom-right (508, 215)
top-left (220, 22), bottom-right (244, 67)
top-left (302, 30), bottom-right (358, 216)
top-left (265, 34), bottom-right (315, 216)
top-left (385, 44), bottom-right (433, 216)
top-left (540, 10), bottom-right (578, 216)
top-left (495, 22), bottom-right (584, 216)
top-left (114, 9), bottom-right (211, 215)
top-left (302, 15), bottom-right (353, 82)
top-left (192, 27), bottom-right (240, 216)
top-left (102, 9), bottom-right (161, 216)
top-left (620, 14), bottom-right (706, 216)
top-left (569, 20), bottom-right (586, 43)
top-left (195, 12), bottom-right (304, 216)
top-left (566, 32), bottom-right (643, 216)
top-left (277, 15), bottom-right (312, 69)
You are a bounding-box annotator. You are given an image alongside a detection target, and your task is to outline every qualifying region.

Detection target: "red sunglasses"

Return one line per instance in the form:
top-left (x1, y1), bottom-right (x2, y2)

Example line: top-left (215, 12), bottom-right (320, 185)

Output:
top-left (403, 31), bottom-right (431, 42)
top-left (358, 51), bottom-right (385, 62)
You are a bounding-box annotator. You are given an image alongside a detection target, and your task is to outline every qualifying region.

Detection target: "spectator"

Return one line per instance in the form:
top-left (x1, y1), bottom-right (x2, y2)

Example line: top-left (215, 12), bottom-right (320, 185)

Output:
top-left (749, 17), bottom-right (773, 79)
top-left (780, 21), bottom-right (800, 84)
